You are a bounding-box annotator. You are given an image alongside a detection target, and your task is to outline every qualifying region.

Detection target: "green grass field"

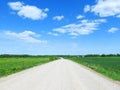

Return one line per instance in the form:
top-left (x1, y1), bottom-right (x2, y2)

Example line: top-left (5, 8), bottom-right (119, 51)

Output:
top-left (0, 56), bottom-right (58, 77)
top-left (67, 56), bottom-right (120, 81)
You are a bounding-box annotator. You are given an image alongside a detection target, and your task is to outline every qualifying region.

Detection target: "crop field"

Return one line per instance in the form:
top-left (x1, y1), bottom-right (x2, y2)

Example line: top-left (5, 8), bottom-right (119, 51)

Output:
top-left (67, 56), bottom-right (120, 81)
top-left (0, 56), bottom-right (58, 77)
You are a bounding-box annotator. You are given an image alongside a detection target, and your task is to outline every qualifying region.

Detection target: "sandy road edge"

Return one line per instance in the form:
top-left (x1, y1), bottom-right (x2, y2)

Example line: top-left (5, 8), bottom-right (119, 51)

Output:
top-left (65, 59), bottom-right (120, 85)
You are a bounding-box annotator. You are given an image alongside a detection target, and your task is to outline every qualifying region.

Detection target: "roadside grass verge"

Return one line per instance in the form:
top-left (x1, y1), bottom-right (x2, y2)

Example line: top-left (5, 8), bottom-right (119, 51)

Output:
top-left (66, 56), bottom-right (120, 81)
top-left (0, 56), bottom-right (58, 78)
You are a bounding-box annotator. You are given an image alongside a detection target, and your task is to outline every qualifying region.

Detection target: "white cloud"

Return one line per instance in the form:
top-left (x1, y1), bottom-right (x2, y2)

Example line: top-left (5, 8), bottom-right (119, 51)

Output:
top-left (8, 2), bottom-right (48, 20)
top-left (108, 27), bottom-right (119, 33)
top-left (18, 5), bottom-right (47, 20)
top-left (53, 19), bottom-right (106, 36)
top-left (44, 8), bottom-right (49, 12)
top-left (8, 1), bottom-right (23, 10)
top-left (117, 15), bottom-right (120, 18)
top-left (76, 15), bottom-right (84, 19)
top-left (5, 30), bottom-right (46, 43)
top-left (48, 32), bottom-right (59, 36)
top-left (90, 0), bottom-right (120, 17)
top-left (53, 15), bottom-right (64, 21)
top-left (84, 5), bottom-right (90, 12)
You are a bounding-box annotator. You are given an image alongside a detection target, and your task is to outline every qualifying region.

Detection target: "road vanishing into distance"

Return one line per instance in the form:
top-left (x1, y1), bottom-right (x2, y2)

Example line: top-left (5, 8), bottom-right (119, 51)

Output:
top-left (0, 59), bottom-right (120, 90)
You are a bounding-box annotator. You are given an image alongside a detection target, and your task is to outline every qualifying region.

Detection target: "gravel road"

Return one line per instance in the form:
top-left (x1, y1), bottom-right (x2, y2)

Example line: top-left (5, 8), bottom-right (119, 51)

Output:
top-left (0, 59), bottom-right (120, 90)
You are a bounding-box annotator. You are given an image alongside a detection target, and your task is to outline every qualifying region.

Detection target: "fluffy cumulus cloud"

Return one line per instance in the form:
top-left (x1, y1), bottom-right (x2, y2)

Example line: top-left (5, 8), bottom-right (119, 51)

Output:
top-left (88, 0), bottom-right (120, 17)
top-left (48, 32), bottom-right (59, 36)
top-left (8, 1), bottom-right (49, 20)
top-left (117, 15), bottom-right (120, 18)
top-left (44, 8), bottom-right (49, 12)
top-left (5, 30), bottom-right (46, 43)
top-left (108, 27), bottom-right (119, 33)
top-left (76, 15), bottom-right (84, 19)
top-left (8, 1), bottom-right (23, 10)
top-left (53, 15), bottom-right (64, 21)
top-left (53, 19), bottom-right (106, 36)
top-left (84, 5), bottom-right (90, 13)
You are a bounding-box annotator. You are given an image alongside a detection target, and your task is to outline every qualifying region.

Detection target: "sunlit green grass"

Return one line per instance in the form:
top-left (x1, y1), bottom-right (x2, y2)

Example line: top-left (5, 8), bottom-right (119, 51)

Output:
top-left (67, 56), bottom-right (120, 81)
top-left (0, 56), bottom-right (57, 77)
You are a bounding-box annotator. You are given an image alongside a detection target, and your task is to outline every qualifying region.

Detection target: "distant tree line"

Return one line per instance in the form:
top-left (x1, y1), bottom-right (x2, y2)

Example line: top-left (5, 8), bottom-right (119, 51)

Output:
top-left (84, 54), bottom-right (120, 57)
top-left (0, 54), bottom-right (59, 58)
top-left (0, 54), bottom-right (33, 58)
top-left (61, 54), bottom-right (120, 58)
top-left (0, 54), bottom-right (120, 58)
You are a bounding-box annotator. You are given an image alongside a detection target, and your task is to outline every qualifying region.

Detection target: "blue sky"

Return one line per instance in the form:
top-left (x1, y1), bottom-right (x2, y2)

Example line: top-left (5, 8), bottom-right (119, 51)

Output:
top-left (0, 0), bottom-right (120, 55)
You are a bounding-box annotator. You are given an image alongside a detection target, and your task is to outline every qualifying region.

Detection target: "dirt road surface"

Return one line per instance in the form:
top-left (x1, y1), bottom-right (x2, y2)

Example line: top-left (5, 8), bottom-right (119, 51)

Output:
top-left (0, 59), bottom-right (120, 90)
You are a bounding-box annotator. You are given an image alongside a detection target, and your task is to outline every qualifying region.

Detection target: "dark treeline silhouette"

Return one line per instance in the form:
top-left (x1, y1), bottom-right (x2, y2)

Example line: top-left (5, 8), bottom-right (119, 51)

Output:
top-left (0, 54), bottom-right (59, 58)
top-left (0, 54), bottom-right (120, 58)
top-left (62, 54), bottom-right (120, 58)
top-left (84, 54), bottom-right (120, 57)
top-left (0, 54), bottom-right (32, 58)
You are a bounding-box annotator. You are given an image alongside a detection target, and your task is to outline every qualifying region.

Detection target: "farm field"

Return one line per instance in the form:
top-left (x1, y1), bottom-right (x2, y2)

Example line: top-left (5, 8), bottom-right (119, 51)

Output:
top-left (0, 55), bottom-right (58, 77)
top-left (66, 56), bottom-right (120, 81)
